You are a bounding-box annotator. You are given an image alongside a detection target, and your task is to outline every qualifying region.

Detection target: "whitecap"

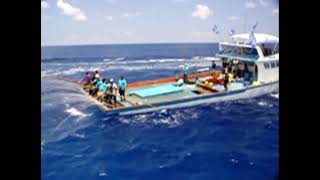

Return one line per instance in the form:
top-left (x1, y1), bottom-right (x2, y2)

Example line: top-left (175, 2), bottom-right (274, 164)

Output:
top-left (160, 109), bottom-right (167, 113)
top-left (230, 158), bottom-right (239, 163)
top-left (99, 172), bottom-right (107, 176)
top-left (62, 67), bottom-right (86, 75)
top-left (65, 107), bottom-right (89, 117)
top-left (258, 101), bottom-right (268, 106)
top-left (270, 93), bottom-right (279, 99)
top-left (71, 133), bottom-right (86, 139)
top-left (115, 57), bottom-right (125, 61)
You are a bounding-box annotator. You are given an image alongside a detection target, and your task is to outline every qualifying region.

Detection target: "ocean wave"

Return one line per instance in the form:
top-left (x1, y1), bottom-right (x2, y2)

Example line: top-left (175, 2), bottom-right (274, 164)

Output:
top-left (65, 107), bottom-right (87, 117)
top-left (258, 101), bottom-right (268, 106)
top-left (99, 172), bottom-right (107, 176)
top-left (44, 57), bottom-right (213, 66)
top-left (270, 93), bottom-right (279, 99)
top-left (118, 109), bottom-right (200, 127)
top-left (115, 57), bottom-right (125, 61)
top-left (103, 58), bottom-right (112, 62)
top-left (62, 67), bottom-right (86, 75)
top-left (41, 57), bottom-right (214, 77)
top-left (70, 133), bottom-right (86, 139)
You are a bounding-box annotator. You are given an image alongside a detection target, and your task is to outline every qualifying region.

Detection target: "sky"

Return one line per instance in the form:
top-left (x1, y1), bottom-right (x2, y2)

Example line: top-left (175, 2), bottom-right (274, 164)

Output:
top-left (41, 0), bottom-right (278, 46)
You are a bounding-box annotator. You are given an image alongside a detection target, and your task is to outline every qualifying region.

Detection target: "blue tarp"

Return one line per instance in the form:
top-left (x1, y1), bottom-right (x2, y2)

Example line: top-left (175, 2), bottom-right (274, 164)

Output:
top-left (129, 84), bottom-right (183, 98)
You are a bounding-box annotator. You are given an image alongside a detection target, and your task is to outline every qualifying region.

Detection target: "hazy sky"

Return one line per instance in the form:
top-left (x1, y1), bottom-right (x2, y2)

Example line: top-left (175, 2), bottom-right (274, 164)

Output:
top-left (41, 0), bottom-right (278, 46)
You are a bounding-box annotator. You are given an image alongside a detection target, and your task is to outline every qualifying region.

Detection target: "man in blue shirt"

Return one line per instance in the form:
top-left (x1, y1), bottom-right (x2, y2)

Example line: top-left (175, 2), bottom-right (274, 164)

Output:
top-left (96, 78), bottom-right (107, 98)
top-left (118, 75), bottom-right (127, 101)
top-left (91, 78), bottom-right (103, 97)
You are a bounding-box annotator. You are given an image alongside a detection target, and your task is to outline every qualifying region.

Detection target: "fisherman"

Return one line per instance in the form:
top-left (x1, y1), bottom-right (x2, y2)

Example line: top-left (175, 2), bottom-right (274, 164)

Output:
top-left (106, 78), bottom-right (118, 108)
top-left (118, 75), bottom-right (127, 102)
top-left (211, 61), bottom-right (216, 70)
top-left (183, 64), bottom-right (190, 82)
top-left (96, 78), bottom-right (107, 101)
top-left (94, 70), bottom-right (101, 79)
top-left (260, 44), bottom-right (266, 56)
top-left (79, 72), bottom-right (92, 91)
top-left (243, 64), bottom-right (250, 81)
top-left (250, 74), bottom-right (257, 85)
top-left (224, 72), bottom-right (229, 91)
top-left (91, 77), bottom-right (103, 97)
top-left (227, 67), bottom-right (234, 83)
top-left (90, 71), bottom-right (96, 81)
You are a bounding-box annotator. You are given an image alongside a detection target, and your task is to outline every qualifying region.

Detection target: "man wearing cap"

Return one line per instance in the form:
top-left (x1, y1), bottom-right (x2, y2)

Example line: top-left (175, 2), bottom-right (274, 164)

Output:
top-left (106, 78), bottom-right (118, 108)
top-left (94, 70), bottom-right (101, 79)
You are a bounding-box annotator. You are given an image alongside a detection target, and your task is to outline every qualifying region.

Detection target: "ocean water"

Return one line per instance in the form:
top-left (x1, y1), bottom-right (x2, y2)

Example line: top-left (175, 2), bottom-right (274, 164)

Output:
top-left (41, 43), bottom-right (279, 180)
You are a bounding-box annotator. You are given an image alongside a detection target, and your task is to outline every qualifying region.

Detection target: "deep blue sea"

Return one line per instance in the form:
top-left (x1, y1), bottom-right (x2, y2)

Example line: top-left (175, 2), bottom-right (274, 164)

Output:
top-left (41, 43), bottom-right (279, 180)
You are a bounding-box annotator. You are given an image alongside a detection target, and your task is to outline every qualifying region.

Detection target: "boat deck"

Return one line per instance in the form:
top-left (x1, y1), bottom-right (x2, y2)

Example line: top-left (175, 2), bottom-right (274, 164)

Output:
top-left (79, 71), bottom-right (249, 112)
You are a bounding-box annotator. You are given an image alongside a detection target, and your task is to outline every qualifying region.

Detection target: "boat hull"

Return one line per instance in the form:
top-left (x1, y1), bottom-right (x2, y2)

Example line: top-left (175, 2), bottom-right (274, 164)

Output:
top-left (105, 81), bottom-right (278, 116)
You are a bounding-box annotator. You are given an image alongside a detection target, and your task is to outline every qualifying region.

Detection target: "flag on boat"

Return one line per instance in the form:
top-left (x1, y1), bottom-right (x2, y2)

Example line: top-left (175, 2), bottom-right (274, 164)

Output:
top-left (252, 21), bottom-right (258, 31)
top-left (212, 25), bottom-right (219, 34)
top-left (248, 31), bottom-right (257, 46)
top-left (229, 29), bottom-right (235, 36)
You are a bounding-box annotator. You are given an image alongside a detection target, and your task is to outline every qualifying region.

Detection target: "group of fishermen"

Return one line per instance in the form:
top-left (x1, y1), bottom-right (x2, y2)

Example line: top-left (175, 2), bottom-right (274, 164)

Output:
top-left (79, 70), bottom-right (127, 108)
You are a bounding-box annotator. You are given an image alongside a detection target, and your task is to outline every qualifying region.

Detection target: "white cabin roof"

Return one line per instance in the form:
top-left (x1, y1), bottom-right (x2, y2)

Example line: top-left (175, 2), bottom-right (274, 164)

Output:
top-left (232, 33), bottom-right (279, 44)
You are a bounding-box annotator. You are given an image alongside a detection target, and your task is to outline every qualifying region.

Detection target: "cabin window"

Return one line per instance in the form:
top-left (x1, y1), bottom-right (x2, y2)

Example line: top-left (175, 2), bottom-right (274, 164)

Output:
top-left (264, 62), bottom-right (270, 69)
top-left (270, 61), bottom-right (276, 68)
top-left (261, 43), bottom-right (279, 56)
top-left (219, 45), bottom-right (259, 59)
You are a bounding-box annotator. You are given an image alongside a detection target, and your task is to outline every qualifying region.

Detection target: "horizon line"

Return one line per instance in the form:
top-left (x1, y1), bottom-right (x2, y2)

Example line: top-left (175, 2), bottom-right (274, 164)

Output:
top-left (41, 41), bottom-right (219, 48)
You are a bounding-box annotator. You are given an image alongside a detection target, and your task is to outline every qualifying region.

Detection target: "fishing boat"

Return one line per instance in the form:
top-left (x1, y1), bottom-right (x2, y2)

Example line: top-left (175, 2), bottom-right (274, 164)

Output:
top-left (79, 33), bottom-right (279, 116)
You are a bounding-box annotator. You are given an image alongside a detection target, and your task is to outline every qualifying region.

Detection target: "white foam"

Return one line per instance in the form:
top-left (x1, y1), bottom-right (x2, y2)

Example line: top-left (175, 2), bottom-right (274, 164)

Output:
top-left (230, 158), bottom-right (239, 163)
top-left (115, 57), bottom-right (125, 61)
top-left (152, 117), bottom-right (182, 127)
top-left (258, 101), bottom-right (268, 106)
top-left (99, 172), bottom-right (107, 176)
top-left (65, 107), bottom-right (88, 117)
top-left (71, 133), bottom-right (86, 139)
top-left (270, 93), bottom-right (279, 99)
top-left (203, 56), bottom-right (220, 61)
top-left (197, 67), bottom-right (210, 72)
top-left (160, 109), bottom-right (167, 113)
top-left (62, 67), bottom-right (85, 75)
top-left (135, 114), bottom-right (147, 122)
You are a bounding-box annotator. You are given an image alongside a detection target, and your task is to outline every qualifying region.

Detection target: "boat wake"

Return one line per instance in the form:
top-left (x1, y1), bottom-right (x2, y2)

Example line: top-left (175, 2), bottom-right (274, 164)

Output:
top-left (118, 108), bottom-right (200, 128)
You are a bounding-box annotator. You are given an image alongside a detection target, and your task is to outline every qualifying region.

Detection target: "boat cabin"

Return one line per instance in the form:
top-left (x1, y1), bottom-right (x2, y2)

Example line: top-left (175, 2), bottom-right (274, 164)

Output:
top-left (216, 33), bottom-right (279, 83)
